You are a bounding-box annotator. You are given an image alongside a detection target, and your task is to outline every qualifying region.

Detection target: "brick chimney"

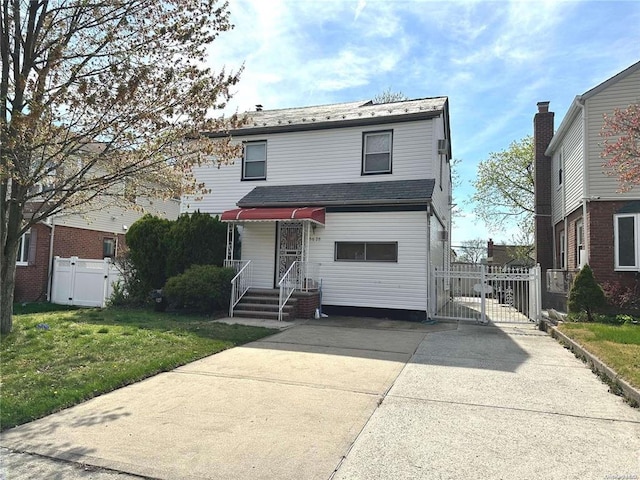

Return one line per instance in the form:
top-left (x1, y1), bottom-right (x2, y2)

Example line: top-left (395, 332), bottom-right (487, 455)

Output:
top-left (487, 238), bottom-right (494, 261)
top-left (534, 101), bottom-right (554, 301)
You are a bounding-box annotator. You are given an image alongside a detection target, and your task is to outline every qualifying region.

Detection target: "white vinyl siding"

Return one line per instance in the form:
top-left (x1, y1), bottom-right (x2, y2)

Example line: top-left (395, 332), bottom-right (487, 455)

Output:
top-left (551, 116), bottom-right (584, 224)
top-left (240, 223), bottom-right (276, 288)
top-left (184, 119), bottom-right (436, 215)
top-left (586, 67), bottom-right (640, 198)
top-left (308, 211), bottom-right (428, 311)
top-left (53, 197), bottom-right (180, 233)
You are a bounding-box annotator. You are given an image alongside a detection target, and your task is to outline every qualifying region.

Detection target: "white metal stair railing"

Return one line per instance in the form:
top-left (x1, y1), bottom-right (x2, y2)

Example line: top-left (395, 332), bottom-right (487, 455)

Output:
top-left (277, 261), bottom-right (321, 321)
top-left (227, 260), bottom-right (252, 317)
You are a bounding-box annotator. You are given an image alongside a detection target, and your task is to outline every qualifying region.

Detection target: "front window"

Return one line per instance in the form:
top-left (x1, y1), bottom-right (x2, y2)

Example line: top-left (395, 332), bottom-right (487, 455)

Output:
top-left (559, 230), bottom-right (566, 269)
top-left (362, 131), bottom-right (392, 174)
top-left (335, 242), bottom-right (398, 262)
top-left (16, 231), bottom-right (31, 265)
top-left (242, 141), bottom-right (267, 180)
top-left (615, 214), bottom-right (638, 270)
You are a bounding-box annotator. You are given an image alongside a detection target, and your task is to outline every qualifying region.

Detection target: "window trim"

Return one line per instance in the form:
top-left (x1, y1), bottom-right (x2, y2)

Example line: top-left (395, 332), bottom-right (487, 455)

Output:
top-left (559, 230), bottom-right (566, 269)
top-left (334, 241), bottom-right (398, 262)
top-left (614, 213), bottom-right (638, 271)
top-left (103, 237), bottom-right (117, 259)
top-left (361, 130), bottom-right (393, 175)
top-left (575, 218), bottom-right (584, 267)
top-left (16, 230), bottom-right (31, 266)
top-left (242, 140), bottom-right (267, 181)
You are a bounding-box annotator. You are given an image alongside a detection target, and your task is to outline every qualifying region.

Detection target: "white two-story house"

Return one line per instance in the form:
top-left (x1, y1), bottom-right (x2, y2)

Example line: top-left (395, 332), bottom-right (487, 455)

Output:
top-left (534, 60), bottom-right (640, 310)
top-left (184, 98), bottom-right (453, 321)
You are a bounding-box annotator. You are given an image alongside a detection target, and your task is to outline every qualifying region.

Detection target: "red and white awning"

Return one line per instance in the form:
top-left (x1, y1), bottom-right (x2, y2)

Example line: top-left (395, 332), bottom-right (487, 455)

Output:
top-left (220, 207), bottom-right (325, 225)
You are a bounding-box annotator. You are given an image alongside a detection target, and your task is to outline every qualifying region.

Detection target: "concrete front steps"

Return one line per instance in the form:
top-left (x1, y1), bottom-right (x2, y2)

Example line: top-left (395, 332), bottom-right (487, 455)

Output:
top-left (232, 288), bottom-right (297, 321)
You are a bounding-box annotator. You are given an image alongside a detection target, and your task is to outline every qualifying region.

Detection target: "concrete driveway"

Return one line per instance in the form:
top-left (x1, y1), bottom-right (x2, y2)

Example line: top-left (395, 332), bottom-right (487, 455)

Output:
top-left (2, 318), bottom-right (639, 480)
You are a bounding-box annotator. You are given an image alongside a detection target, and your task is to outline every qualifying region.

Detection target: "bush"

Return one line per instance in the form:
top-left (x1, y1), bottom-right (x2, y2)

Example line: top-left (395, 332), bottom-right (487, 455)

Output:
top-left (568, 265), bottom-right (606, 322)
top-left (602, 281), bottom-right (640, 313)
top-left (163, 265), bottom-right (235, 314)
top-left (125, 214), bottom-right (172, 291)
top-left (165, 211), bottom-right (228, 277)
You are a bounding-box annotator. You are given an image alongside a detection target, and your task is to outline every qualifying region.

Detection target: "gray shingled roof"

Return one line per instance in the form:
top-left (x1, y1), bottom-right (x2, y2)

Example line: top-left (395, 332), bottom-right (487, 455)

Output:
top-left (211, 97), bottom-right (448, 137)
top-left (236, 179), bottom-right (436, 207)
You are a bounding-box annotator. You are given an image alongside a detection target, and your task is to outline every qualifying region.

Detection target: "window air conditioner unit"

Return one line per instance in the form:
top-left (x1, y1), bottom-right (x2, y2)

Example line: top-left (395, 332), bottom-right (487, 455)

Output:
top-left (439, 230), bottom-right (448, 242)
top-left (437, 139), bottom-right (448, 155)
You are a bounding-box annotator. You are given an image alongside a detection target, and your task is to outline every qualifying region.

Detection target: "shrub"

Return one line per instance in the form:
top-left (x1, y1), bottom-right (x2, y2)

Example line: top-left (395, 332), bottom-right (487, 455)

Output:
top-left (568, 265), bottom-right (606, 322)
top-left (602, 281), bottom-right (640, 312)
top-left (125, 214), bottom-right (172, 290)
top-left (165, 211), bottom-right (228, 277)
top-left (163, 265), bottom-right (235, 314)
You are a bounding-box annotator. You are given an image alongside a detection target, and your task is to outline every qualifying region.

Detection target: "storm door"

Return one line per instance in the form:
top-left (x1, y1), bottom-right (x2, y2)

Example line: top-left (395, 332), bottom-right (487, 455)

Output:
top-left (276, 222), bottom-right (304, 286)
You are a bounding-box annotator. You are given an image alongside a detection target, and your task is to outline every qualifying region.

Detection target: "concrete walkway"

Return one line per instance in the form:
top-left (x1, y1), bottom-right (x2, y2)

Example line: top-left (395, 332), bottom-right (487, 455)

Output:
top-left (1, 318), bottom-right (639, 479)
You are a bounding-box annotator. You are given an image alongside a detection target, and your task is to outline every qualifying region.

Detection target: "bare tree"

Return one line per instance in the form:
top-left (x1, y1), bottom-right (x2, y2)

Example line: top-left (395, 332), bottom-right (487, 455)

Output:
top-left (456, 238), bottom-right (487, 264)
top-left (372, 88), bottom-right (408, 104)
top-left (1, 0), bottom-right (245, 333)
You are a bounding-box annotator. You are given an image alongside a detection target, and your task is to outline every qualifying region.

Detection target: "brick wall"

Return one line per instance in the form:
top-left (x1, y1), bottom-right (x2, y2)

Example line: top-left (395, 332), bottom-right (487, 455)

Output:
top-left (53, 225), bottom-right (127, 259)
top-left (14, 224), bottom-right (128, 303)
top-left (293, 291), bottom-right (320, 319)
top-left (14, 223), bottom-right (52, 302)
top-left (587, 201), bottom-right (639, 289)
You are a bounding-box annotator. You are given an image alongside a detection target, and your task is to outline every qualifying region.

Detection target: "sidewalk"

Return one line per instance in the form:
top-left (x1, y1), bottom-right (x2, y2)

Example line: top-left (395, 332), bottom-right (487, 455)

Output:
top-left (2, 319), bottom-right (639, 480)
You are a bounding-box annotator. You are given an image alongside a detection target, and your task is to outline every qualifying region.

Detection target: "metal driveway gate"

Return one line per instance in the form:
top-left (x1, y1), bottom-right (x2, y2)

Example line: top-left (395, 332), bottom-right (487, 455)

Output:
top-left (433, 264), bottom-right (541, 324)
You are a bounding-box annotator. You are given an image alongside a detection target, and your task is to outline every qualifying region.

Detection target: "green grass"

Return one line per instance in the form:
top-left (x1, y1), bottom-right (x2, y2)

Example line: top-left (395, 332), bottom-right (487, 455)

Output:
top-left (0, 307), bottom-right (277, 431)
top-left (558, 322), bottom-right (640, 390)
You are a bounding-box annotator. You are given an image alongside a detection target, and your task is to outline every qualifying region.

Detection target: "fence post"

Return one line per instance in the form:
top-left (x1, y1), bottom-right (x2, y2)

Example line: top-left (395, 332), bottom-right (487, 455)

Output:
top-left (480, 264), bottom-right (487, 324)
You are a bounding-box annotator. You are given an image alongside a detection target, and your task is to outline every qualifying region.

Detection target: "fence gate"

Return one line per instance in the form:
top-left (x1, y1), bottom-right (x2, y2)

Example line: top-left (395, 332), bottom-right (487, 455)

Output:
top-left (433, 264), bottom-right (541, 324)
top-left (51, 256), bottom-right (123, 307)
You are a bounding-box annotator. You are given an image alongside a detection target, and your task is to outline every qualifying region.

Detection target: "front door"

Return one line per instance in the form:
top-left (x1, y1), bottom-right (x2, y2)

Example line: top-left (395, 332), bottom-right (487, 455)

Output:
top-left (276, 222), bottom-right (303, 286)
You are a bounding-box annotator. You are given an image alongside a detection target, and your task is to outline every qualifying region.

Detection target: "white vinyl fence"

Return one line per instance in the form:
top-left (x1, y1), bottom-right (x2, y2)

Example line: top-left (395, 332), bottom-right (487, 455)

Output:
top-left (51, 256), bottom-right (123, 307)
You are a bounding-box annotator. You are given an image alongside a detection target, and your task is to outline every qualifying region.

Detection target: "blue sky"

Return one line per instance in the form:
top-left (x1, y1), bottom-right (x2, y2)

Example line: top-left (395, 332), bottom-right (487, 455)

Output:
top-left (206, 0), bottom-right (640, 246)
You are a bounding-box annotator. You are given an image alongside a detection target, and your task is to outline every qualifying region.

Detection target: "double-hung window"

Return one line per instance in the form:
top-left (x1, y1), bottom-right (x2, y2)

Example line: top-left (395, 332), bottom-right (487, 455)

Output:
top-left (575, 219), bottom-right (584, 267)
top-left (558, 231), bottom-right (566, 269)
top-left (614, 214), bottom-right (639, 270)
top-left (362, 131), bottom-right (392, 174)
top-left (242, 141), bottom-right (267, 180)
top-left (16, 231), bottom-right (31, 265)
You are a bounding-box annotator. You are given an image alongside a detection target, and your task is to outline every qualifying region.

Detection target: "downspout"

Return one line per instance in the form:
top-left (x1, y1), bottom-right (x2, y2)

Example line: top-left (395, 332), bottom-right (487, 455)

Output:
top-left (46, 221), bottom-right (55, 301)
top-left (425, 204), bottom-right (432, 319)
top-left (578, 97), bottom-right (589, 266)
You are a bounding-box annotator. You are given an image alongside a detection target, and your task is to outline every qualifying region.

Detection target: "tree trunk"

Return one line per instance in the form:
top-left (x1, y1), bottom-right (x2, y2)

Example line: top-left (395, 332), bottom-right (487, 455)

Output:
top-left (0, 244), bottom-right (18, 334)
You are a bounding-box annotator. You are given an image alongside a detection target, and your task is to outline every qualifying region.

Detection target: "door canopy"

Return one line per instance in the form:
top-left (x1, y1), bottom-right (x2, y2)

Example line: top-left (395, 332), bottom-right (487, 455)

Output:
top-left (221, 207), bottom-right (325, 225)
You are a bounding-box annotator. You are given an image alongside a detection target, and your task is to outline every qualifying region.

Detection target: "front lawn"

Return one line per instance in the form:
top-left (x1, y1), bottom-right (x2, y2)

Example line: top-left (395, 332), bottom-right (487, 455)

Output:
top-left (558, 322), bottom-right (640, 390)
top-left (0, 306), bottom-right (277, 431)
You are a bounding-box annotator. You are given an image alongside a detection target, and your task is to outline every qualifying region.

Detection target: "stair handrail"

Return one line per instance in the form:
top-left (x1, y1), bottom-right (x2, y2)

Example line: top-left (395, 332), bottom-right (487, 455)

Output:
top-left (228, 260), bottom-right (252, 317)
top-left (278, 261), bottom-right (299, 321)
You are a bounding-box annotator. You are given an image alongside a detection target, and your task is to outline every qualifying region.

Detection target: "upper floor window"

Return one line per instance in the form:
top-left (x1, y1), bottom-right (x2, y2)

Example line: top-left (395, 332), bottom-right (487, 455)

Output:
top-left (557, 150), bottom-right (564, 188)
top-left (16, 231), bottom-right (31, 265)
top-left (614, 214), bottom-right (638, 270)
top-left (242, 141), bottom-right (267, 180)
top-left (362, 131), bottom-right (392, 175)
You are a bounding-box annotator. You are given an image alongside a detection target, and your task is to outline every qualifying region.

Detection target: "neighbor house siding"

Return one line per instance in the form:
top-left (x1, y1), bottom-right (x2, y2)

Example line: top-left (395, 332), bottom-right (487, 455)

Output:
top-left (308, 211), bottom-right (428, 311)
top-left (586, 67), bottom-right (640, 198)
top-left (551, 114), bottom-right (584, 224)
top-left (53, 198), bottom-right (180, 233)
top-left (184, 119), bottom-right (436, 215)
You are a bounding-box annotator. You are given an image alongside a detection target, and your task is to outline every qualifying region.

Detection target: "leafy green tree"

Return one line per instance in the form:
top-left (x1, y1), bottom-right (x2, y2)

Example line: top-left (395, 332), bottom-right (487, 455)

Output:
top-left (471, 136), bottom-right (534, 232)
top-left (568, 265), bottom-right (606, 321)
top-left (1, 0), bottom-right (245, 333)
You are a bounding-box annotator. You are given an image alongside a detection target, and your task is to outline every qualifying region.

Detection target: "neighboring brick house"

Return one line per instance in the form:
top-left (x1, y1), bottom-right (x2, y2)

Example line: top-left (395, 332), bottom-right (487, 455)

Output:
top-left (14, 200), bottom-right (179, 303)
top-left (534, 60), bottom-right (640, 310)
top-left (486, 239), bottom-right (534, 268)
